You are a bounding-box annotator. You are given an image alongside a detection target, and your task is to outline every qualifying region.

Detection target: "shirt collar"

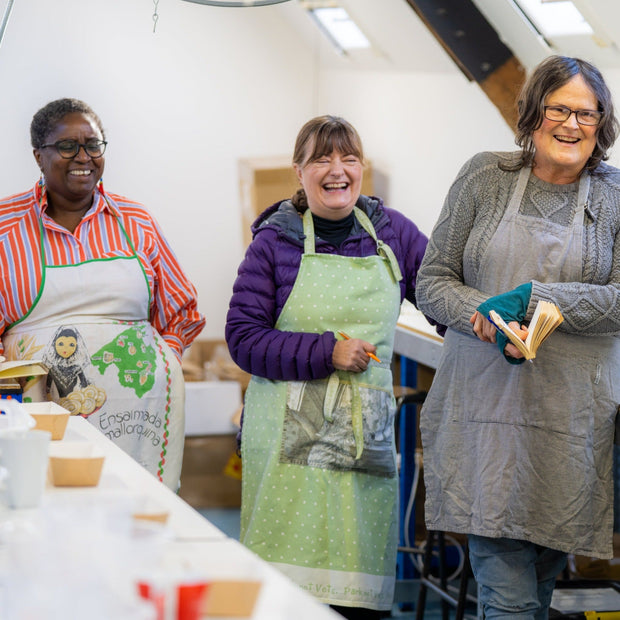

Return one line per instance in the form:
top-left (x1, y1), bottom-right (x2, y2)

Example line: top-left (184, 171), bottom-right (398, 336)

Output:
top-left (34, 180), bottom-right (121, 219)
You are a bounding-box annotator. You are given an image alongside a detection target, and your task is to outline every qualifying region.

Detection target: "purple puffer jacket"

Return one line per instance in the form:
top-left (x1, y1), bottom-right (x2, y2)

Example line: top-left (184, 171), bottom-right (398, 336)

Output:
top-left (225, 195), bottom-right (432, 382)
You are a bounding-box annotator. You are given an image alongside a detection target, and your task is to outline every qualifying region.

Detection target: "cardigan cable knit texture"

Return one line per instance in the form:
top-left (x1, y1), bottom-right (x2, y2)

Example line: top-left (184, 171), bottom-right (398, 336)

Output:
top-left (416, 151), bottom-right (620, 338)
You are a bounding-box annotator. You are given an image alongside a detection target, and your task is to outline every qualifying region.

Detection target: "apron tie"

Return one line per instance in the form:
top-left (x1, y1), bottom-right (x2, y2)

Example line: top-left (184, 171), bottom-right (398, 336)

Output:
top-left (323, 372), bottom-right (364, 460)
top-left (376, 240), bottom-right (403, 283)
top-left (354, 207), bottom-right (403, 283)
top-left (349, 373), bottom-right (363, 460)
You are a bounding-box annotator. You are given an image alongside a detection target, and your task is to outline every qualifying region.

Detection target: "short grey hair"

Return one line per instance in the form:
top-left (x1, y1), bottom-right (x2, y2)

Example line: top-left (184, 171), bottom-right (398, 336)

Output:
top-left (31, 98), bottom-right (106, 148)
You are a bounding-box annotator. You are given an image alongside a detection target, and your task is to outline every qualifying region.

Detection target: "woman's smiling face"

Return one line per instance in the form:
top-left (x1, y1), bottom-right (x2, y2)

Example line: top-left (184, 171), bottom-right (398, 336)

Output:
top-left (293, 148), bottom-right (363, 220)
top-left (34, 112), bottom-right (105, 206)
top-left (532, 74), bottom-right (599, 184)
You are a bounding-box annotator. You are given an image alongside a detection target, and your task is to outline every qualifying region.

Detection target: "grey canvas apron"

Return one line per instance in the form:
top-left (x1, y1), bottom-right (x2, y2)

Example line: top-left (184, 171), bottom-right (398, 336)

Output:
top-left (240, 207), bottom-right (402, 609)
top-left (421, 167), bottom-right (620, 558)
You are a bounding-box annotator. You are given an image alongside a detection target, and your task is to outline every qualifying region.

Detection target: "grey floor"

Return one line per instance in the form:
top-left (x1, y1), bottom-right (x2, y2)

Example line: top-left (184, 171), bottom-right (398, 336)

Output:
top-left (197, 507), bottom-right (470, 620)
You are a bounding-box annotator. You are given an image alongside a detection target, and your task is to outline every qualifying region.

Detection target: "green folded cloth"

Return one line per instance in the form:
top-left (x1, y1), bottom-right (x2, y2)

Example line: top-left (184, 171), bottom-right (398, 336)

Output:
top-left (477, 283), bottom-right (533, 364)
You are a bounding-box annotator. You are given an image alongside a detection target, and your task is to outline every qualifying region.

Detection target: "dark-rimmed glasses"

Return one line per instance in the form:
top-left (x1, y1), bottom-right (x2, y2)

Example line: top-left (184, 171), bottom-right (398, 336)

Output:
top-left (39, 139), bottom-right (107, 159)
top-left (543, 105), bottom-right (602, 126)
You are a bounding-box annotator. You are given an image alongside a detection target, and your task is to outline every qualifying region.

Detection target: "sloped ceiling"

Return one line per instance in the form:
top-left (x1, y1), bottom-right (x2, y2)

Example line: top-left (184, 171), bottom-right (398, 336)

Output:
top-left (279, 0), bottom-right (620, 130)
top-left (473, 0), bottom-right (620, 71)
top-left (281, 0), bottom-right (620, 73)
top-left (278, 0), bottom-right (459, 73)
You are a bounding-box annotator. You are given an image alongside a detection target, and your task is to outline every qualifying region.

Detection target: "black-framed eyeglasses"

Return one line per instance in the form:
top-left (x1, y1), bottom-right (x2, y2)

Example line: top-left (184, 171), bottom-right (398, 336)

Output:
top-left (543, 105), bottom-right (602, 126)
top-left (39, 139), bottom-right (107, 159)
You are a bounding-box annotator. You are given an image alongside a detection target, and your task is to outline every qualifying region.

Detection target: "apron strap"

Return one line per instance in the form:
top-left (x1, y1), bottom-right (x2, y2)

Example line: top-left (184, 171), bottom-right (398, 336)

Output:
top-left (349, 373), bottom-right (363, 460)
top-left (354, 207), bottom-right (403, 283)
top-left (302, 209), bottom-right (316, 254)
top-left (323, 372), bottom-right (364, 460)
top-left (303, 207), bottom-right (403, 282)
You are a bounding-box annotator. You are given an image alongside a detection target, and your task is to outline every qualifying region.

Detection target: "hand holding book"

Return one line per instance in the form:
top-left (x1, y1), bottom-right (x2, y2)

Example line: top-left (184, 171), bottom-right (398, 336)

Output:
top-left (475, 283), bottom-right (532, 360)
top-left (474, 283), bottom-right (563, 363)
top-left (487, 300), bottom-right (564, 360)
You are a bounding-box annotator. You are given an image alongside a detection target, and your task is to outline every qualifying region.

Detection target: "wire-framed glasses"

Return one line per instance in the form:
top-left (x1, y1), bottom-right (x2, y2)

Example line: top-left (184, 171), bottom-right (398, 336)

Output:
top-left (39, 139), bottom-right (107, 159)
top-left (543, 105), bottom-right (602, 126)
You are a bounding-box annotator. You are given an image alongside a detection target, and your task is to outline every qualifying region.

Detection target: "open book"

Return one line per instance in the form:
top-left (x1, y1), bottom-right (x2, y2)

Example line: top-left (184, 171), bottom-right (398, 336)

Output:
top-left (0, 359), bottom-right (48, 380)
top-left (488, 300), bottom-right (563, 361)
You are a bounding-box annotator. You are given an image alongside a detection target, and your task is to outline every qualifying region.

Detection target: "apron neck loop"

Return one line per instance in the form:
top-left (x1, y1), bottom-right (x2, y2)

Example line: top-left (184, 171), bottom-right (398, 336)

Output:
top-left (514, 166), bottom-right (591, 219)
top-left (302, 209), bottom-right (316, 254)
top-left (577, 170), bottom-right (591, 221)
top-left (354, 208), bottom-right (403, 283)
top-left (302, 206), bottom-right (403, 283)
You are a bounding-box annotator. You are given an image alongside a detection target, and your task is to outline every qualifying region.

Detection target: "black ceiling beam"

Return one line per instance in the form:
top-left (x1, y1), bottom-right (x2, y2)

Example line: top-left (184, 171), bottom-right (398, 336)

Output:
top-left (405, 0), bottom-right (526, 130)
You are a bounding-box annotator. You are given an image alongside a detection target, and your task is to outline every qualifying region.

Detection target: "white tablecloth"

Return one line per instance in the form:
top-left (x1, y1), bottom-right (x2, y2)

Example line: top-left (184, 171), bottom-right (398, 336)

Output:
top-left (0, 416), bottom-right (341, 620)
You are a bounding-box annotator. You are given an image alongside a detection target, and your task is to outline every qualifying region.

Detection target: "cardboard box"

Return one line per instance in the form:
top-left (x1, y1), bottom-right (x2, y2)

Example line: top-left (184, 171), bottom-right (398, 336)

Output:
top-left (204, 580), bottom-right (261, 617)
top-left (183, 340), bottom-right (250, 393)
top-left (48, 442), bottom-right (105, 487)
top-left (179, 435), bottom-right (241, 508)
top-left (22, 401), bottom-right (70, 440)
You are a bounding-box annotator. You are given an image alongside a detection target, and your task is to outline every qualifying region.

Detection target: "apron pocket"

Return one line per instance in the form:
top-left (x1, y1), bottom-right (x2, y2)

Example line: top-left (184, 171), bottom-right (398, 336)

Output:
top-left (279, 377), bottom-right (396, 477)
top-left (446, 332), bottom-right (598, 439)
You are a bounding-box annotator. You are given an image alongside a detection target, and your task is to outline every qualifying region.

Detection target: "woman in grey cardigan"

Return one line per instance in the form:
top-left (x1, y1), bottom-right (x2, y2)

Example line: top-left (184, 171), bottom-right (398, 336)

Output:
top-left (416, 55), bottom-right (620, 618)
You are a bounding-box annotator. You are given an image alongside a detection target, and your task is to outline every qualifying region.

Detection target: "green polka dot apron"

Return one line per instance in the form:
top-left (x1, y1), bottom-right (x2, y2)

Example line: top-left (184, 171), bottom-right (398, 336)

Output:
top-left (2, 212), bottom-right (185, 490)
top-left (241, 207), bottom-right (402, 610)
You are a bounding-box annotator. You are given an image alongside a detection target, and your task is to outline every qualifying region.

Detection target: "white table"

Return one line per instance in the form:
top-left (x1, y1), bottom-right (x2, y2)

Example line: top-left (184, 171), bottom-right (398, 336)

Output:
top-left (395, 301), bottom-right (444, 369)
top-left (59, 417), bottom-right (226, 542)
top-left (0, 417), bottom-right (341, 620)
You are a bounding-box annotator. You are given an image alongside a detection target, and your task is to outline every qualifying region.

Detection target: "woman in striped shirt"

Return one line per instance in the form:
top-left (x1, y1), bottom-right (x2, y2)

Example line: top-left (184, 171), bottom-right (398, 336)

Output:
top-left (0, 98), bottom-right (205, 489)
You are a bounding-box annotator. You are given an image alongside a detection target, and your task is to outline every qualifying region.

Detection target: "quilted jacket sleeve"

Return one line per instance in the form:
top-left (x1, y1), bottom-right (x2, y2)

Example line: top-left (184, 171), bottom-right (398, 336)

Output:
top-left (225, 228), bottom-right (337, 381)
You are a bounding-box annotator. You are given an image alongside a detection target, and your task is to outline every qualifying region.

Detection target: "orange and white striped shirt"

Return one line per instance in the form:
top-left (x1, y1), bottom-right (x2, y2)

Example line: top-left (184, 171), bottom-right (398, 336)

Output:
top-left (0, 183), bottom-right (205, 360)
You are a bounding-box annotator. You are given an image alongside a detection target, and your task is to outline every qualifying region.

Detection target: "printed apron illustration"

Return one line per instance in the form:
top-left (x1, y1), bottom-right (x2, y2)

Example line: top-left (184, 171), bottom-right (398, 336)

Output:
top-left (2, 213), bottom-right (184, 489)
top-left (241, 208), bottom-right (403, 610)
top-left (42, 325), bottom-right (106, 414)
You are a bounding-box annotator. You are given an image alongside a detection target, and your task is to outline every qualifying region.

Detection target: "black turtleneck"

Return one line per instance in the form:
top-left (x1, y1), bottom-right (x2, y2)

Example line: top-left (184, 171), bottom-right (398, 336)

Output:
top-left (311, 211), bottom-right (355, 247)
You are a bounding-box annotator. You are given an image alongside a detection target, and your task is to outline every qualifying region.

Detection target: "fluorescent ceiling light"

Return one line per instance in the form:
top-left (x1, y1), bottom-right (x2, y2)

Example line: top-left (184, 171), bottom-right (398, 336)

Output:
top-left (514, 0), bottom-right (593, 37)
top-left (308, 7), bottom-right (371, 53)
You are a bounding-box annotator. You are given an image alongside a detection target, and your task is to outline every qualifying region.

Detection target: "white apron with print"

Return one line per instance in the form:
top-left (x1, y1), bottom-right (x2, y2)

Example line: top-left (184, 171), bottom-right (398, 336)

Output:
top-left (3, 222), bottom-right (185, 490)
top-left (421, 167), bottom-right (620, 558)
top-left (241, 208), bottom-right (402, 610)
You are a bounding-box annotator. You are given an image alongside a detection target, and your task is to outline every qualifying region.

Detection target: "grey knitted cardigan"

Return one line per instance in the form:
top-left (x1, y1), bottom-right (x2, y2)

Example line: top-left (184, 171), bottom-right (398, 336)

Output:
top-left (417, 150), bottom-right (620, 336)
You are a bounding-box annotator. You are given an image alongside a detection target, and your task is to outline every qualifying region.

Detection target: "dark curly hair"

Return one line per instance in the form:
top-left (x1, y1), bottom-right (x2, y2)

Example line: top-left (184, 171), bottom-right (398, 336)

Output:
top-left (506, 55), bottom-right (619, 173)
top-left (30, 98), bottom-right (106, 148)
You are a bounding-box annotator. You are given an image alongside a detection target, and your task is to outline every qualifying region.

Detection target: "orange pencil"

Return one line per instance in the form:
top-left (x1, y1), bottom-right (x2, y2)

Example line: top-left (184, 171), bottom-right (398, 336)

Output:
top-left (338, 331), bottom-right (382, 363)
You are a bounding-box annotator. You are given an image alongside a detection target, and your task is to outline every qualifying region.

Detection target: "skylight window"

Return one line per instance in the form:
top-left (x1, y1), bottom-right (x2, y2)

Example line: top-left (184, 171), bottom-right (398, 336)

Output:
top-left (514, 0), bottom-right (593, 37)
top-left (308, 6), bottom-right (371, 54)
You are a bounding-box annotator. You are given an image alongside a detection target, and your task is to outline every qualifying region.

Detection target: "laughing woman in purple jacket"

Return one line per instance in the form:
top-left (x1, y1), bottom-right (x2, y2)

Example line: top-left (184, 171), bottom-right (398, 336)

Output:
top-left (226, 115), bottom-right (431, 620)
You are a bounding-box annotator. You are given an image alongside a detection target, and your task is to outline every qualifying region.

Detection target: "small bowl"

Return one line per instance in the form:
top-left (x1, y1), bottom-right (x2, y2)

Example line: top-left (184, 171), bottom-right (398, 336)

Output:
top-left (22, 402), bottom-right (70, 440)
top-left (132, 496), bottom-right (170, 525)
top-left (48, 441), bottom-right (105, 487)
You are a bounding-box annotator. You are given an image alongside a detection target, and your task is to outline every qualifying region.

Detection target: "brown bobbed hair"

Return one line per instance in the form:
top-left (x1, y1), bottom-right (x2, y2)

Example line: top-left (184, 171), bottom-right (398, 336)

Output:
top-left (291, 115), bottom-right (364, 211)
top-left (509, 55), bottom-right (619, 172)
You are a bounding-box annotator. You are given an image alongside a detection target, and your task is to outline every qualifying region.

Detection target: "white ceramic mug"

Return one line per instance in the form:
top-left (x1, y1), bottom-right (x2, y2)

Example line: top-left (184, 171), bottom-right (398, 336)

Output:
top-left (0, 429), bottom-right (51, 509)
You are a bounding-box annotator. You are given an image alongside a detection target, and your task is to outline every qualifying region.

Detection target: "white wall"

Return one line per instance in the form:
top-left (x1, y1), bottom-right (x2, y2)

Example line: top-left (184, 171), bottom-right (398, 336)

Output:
top-left (316, 69), bottom-right (516, 235)
top-left (1, 0), bottom-right (598, 342)
top-left (0, 0), bottom-right (316, 339)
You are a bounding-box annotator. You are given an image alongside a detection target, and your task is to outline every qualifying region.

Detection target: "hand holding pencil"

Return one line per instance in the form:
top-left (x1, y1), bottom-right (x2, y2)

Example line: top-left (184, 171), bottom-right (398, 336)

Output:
top-left (338, 331), bottom-right (381, 363)
top-left (332, 331), bottom-right (381, 372)
top-left (332, 331), bottom-right (380, 372)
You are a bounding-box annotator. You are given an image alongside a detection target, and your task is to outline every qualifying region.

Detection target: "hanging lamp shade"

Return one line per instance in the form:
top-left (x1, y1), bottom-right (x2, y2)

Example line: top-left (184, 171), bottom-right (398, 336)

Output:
top-left (181, 0), bottom-right (293, 6)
